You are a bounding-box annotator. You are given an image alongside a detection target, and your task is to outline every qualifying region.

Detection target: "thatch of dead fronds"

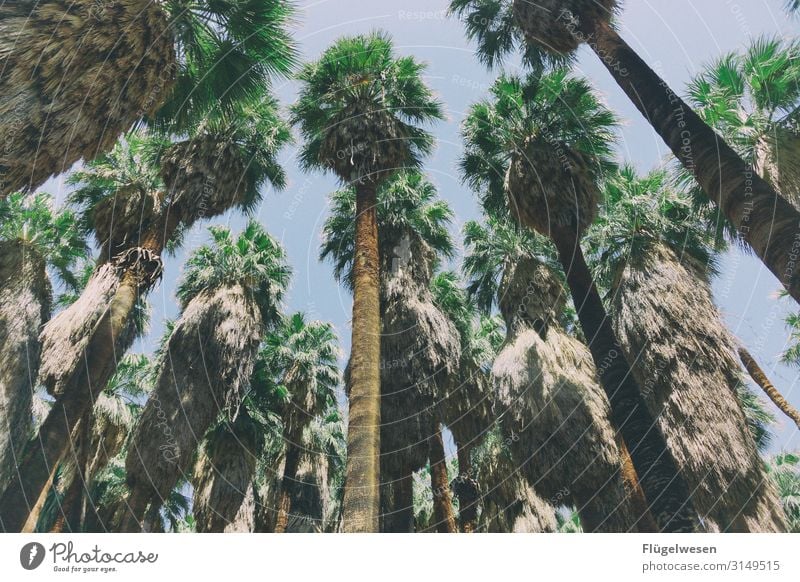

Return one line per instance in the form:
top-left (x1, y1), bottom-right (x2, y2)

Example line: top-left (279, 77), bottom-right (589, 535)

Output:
top-left (611, 243), bottom-right (786, 532)
top-left (0, 0), bottom-right (175, 196)
top-left (125, 284), bottom-right (263, 508)
top-left (192, 413), bottom-right (260, 533)
top-left (492, 257), bottom-right (639, 532)
top-left (0, 241), bottom-right (50, 490)
top-left (511, 0), bottom-right (618, 55)
top-left (473, 425), bottom-right (558, 533)
top-left (37, 263), bottom-right (140, 397)
top-left (377, 230), bottom-right (461, 530)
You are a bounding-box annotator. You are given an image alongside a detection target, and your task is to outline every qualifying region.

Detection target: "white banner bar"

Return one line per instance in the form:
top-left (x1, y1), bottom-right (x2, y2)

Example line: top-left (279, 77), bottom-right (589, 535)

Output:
top-left (1, 534), bottom-right (798, 581)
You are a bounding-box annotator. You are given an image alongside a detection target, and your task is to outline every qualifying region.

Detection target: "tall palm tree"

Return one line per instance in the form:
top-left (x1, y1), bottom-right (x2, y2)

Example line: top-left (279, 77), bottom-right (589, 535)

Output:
top-left (121, 221), bottom-right (290, 530)
top-left (257, 313), bottom-right (340, 533)
top-left (586, 165), bottom-right (786, 531)
top-left (320, 171), bottom-right (459, 532)
top-left (0, 193), bottom-right (85, 496)
top-left (0, 95), bottom-right (290, 532)
top-left (0, 0), bottom-right (295, 197)
top-left (292, 33), bottom-right (443, 531)
top-left (450, 0), bottom-right (800, 304)
top-left (463, 216), bottom-right (644, 532)
top-left (461, 70), bottom-right (695, 531)
top-left (686, 36), bottom-right (800, 209)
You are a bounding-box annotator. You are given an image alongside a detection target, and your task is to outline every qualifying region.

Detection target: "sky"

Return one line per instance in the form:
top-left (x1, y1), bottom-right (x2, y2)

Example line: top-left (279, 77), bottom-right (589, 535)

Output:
top-left (43, 0), bottom-right (800, 454)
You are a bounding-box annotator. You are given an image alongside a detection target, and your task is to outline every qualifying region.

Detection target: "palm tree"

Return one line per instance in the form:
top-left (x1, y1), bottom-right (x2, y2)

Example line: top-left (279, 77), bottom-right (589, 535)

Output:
top-left (1, 95), bottom-right (290, 531)
top-left (785, 1), bottom-right (800, 15)
top-left (461, 70), bottom-right (695, 531)
top-left (121, 221), bottom-right (290, 530)
top-left (319, 170), bottom-right (459, 532)
top-left (430, 272), bottom-right (503, 532)
top-left (586, 165), bottom-right (786, 531)
top-left (470, 423), bottom-right (558, 532)
top-left (191, 407), bottom-right (264, 533)
top-left (0, 0), bottom-right (295, 198)
top-left (686, 36), bottom-right (800, 208)
top-left (257, 313), bottom-right (340, 533)
top-left (49, 354), bottom-right (151, 532)
top-left (292, 33), bottom-right (443, 532)
top-left (0, 192), bottom-right (85, 496)
top-left (463, 216), bottom-right (644, 532)
top-left (450, 0), bottom-right (800, 304)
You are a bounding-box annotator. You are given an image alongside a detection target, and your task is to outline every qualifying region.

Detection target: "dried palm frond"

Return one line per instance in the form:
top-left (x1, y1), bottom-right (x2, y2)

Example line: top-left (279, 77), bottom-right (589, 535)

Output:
top-left (611, 244), bottom-right (786, 532)
top-left (511, 0), bottom-right (618, 55)
top-left (0, 0), bottom-right (175, 196)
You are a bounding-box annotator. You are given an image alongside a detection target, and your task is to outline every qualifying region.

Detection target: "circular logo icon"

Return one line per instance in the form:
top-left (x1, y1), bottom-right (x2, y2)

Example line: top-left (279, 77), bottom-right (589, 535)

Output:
top-left (20, 542), bottom-right (46, 570)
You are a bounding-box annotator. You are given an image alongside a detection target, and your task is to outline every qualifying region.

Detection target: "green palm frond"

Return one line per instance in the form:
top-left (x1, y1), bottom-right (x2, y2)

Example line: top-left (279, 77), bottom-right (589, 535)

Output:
top-left (0, 192), bottom-right (87, 289)
top-left (462, 216), bottom-right (559, 313)
top-left (448, 0), bottom-right (567, 69)
top-left (765, 452), bottom-right (800, 532)
top-left (291, 32), bottom-right (443, 181)
top-left (176, 220), bottom-right (291, 325)
top-left (586, 165), bottom-right (718, 292)
top-left (320, 170), bottom-right (454, 288)
top-left (153, 0), bottom-right (297, 130)
top-left (461, 69), bottom-right (617, 216)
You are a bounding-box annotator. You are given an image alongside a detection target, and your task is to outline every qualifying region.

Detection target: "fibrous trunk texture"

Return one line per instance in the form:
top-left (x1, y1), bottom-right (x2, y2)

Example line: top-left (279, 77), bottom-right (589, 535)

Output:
top-left (377, 229), bottom-right (461, 532)
top-left (612, 244), bottom-right (787, 532)
top-left (493, 257), bottom-right (640, 532)
top-left (551, 227), bottom-right (697, 532)
top-left (586, 18), bottom-right (800, 304)
top-left (0, 249), bottom-right (154, 532)
top-left (342, 182), bottom-right (382, 532)
top-left (429, 427), bottom-right (457, 533)
top-left (192, 416), bottom-right (259, 533)
top-left (511, 0), bottom-right (617, 54)
top-left (0, 241), bottom-right (50, 496)
top-left (123, 285), bottom-right (262, 530)
top-left (0, 0), bottom-right (175, 197)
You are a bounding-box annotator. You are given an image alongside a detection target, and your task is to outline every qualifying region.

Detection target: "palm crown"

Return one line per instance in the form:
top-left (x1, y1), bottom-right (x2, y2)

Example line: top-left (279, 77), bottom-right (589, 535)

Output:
top-left (0, 192), bottom-right (87, 289)
top-left (320, 171), bottom-right (454, 288)
top-left (461, 69), bottom-right (616, 234)
top-left (586, 165), bottom-right (717, 293)
top-left (291, 32), bottom-right (444, 183)
top-left (176, 220), bottom-right (291, 325)
top-left (259, 312), bottom-right (341, 423)
top-left (686, 36), bottom-right (800, 206)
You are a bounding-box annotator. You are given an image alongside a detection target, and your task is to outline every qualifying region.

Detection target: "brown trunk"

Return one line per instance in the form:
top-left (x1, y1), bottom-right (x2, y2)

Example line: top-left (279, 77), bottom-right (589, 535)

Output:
top-left (0, 216), bottom-right (175, 532)
top-left (50, 415), bottom-right (92, 533)
top-left (615, 434), bottom-right (658, 533)
top-left (341, 181), bottom-right (382, 532)
top-left (429, 427), bottom-right (457, 533)
top-left (274, 438), bottom-right (302, 533)
top-left (550, 226), bottom-right (697, 532)
top-left (738, 347), bottom-right (800, 430)
top-left (454, 442), bottom-right (479, 533)
top-left (589, 19), bottom-right (800, 304)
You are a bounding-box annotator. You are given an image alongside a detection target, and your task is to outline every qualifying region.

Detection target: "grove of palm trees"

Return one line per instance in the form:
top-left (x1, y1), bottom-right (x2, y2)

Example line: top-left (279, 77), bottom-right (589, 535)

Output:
top-left (2, 0), bottom-right (800, 543)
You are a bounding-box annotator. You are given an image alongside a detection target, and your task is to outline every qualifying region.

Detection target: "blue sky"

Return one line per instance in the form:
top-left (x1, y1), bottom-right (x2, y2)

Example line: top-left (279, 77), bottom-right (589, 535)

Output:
top-left (44, 0), bottom-right (800, 453)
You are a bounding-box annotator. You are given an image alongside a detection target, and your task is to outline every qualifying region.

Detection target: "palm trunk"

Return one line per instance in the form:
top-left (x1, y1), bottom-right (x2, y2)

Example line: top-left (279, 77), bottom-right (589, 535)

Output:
top-left (429, 427), bottom-right (457, 533)
top-left (341, 181), bottom-right (381, 532)
top-left (550, 226), bottom-right (696, 532)
top-left (738, 347), bottom-right (800, 430)
top-left (0, 221), bottom-right (170, 532)
top-left (454, 442), bottom-right (479, 533)
top-left (615, 435), bottom-right (658, 533)
top-left (588, 19), bottom-right (800, 304)
top-left (274, 434), bottom-right (302, 533)
top-left (50, 415), bottom-right (92, 533)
